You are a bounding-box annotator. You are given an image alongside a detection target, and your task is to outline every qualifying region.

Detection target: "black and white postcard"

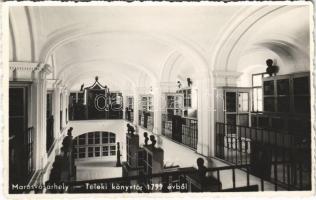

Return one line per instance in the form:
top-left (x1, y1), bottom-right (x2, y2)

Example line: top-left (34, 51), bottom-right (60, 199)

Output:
top-left (1, 1), bottom-right (315, 198)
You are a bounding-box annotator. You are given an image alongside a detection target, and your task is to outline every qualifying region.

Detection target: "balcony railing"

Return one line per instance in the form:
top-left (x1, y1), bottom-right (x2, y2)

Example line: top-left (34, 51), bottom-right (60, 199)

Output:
top-left (26, 127), bottom-right (34, 180)
top-left (65, 164), bottom-right (286, 193)
top-left (46, 134), bottom-right (76, 193)
top-left (215, 122), bottom-right (311, 190)
top-left (162, 114), bottom-right (197, 149)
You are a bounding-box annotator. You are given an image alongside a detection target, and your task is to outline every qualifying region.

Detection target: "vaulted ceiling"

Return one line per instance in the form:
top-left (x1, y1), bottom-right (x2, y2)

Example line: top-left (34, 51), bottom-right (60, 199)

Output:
top-left (8, 4), bottom-right (311, 91)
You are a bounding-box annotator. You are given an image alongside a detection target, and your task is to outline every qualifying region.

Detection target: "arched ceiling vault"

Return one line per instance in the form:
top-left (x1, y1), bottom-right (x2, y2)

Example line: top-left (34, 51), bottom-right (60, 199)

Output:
top-left (214, 5), bottom-right (310, 73)
top-left (57, 59), bottom-right (157, 84)
top-left (43, 29), bottom-right (211, 81)
top-left (9, 5), bottom-right (311, 88)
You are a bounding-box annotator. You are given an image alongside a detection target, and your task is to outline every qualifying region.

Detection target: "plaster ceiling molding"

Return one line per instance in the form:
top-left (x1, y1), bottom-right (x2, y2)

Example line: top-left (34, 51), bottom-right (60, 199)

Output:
top-left (52, 33), bottom-right (168, 78)
top-left (254, 40), bottom-right (308, 74)
top-left (63, 66), bottom-right (137, 90)
top-left (9, 16), bottom-right (16, 61)
top-left (160, 51), bottom-right (182, 83)
top-left (160, 50), bottom-right (201, 91)
top-left (212, 5), bottom-right (311, 73)
top-left (212, 5), bottom-right (284, 72)
top-left (9, 61), bottom-right (39, 81)
top-left (213, 70), bottom-right (243, 79)
top-left (224, 5), bottom-right (310, 73)
top-left (137, 71), bottom-right (153, 91)
top-left (208, 6), bottom-right (260, 69)
top-left (38, 24), bottom-right (210, 81)
top-left (46, 79), bottom-right (59, 90)
top-left (9, 61), bottom-right (39, 71)
top-left (236, 46), bottom-right (282, 73)
top-left (57, 59), bottom-right (155, 88)
top-left (212, 70), bottom-right (243, 87)
top-left (237, 64), bottom-right (266, 87)
top-left (9, 7), bottom-right (34, 62)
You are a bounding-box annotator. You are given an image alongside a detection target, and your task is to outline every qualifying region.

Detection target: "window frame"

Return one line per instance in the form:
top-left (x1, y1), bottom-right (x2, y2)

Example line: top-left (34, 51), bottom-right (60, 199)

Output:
top-left (252, 73), bottom-right (268, 112)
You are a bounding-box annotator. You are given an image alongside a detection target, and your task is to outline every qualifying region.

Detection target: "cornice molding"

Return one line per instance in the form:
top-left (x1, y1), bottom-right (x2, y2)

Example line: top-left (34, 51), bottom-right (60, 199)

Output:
top-left (9, 62), bottom-right (39, 72)
top-left (213, 70), bottom-right (243, 78)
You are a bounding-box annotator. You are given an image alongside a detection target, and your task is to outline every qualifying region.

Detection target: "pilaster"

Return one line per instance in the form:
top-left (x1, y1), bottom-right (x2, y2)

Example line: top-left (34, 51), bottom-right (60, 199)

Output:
top-left (213, 70), bottom-right (243, 87)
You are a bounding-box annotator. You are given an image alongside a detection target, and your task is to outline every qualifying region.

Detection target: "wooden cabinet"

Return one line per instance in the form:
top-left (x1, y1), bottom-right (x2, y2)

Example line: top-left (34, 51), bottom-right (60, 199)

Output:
top-left (138, 95), bottom-right (154, 131)
top-left (251, 112), bottom-right (310, 135)
top-left (176, 87), bottom-right (197, 118)
top-left (176, 88), bottom-right (192, 108)
top-left (252, 72), bottom-right (310, 134)
top-left (263, 72), bottom-right (310, 114)
top-left (165, 93), bottom-right (184, 117)
top-left (215, 87), bottom-right (252, 127)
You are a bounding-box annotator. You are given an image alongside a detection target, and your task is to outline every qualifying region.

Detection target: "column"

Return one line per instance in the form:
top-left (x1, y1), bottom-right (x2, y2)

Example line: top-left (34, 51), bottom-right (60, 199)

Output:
top-left (196, 72), bottom-right (214, 157)
top-left (53, 80), bottom-right (61, 142)
top-left (33, 63), bottom-right (51, 170)
top-left (152, 83), bottom-right (162, 135)
top-left (133, 88), bottom-right (140, 129)
top-left (61, 87), bottom-right (67, 129)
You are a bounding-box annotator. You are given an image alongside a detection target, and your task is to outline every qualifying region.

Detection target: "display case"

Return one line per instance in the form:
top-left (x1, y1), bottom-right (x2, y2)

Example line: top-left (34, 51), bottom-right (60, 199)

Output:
top-left (138, 95), bottom-right (154, 131)
top-left (165, 93), bottom-right (184, 117)
top-left (215, 87), bottom-right (252, 129)
top-left (176, 87), bottom-right (198, 118)
top-left (263, 72), bottom-right (310, 114)
top-left (252, 72), bottom-right (310, 134)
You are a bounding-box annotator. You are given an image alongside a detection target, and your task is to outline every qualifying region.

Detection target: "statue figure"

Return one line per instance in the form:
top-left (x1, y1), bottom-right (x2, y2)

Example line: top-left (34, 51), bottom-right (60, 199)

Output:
top-left (62, 127), bottom-right (73, 155)
top-left (197, 158), bottom-right (207, 179)
top-left (187, 78), bottom-right (193, 87)
top-left (196, 157), bottom-right (208, 191)
top-left (80, 84), bottom-right (84, 91)
top-left (144, 132), bottom-right (149, 146)
top-left (116, 142), bottom-right (122, 167)
top-left (266, 59), bottom-right (279, 77)
top-left (150, 135), bottom-right (156, 148)
top-left (177, 81), bottom-right (182, 89)
top-left (127, 123), bottom-right (135, 135)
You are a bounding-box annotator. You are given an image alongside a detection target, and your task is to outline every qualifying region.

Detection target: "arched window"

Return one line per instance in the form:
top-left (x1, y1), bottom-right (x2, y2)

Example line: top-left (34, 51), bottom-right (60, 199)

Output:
top-left (73, 131), bottom-right (116, 159)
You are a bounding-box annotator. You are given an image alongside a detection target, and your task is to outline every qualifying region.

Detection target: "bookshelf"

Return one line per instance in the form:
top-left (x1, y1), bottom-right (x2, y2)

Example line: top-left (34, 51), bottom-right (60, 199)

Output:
top-left (252, 72), bottom-right (310, 134)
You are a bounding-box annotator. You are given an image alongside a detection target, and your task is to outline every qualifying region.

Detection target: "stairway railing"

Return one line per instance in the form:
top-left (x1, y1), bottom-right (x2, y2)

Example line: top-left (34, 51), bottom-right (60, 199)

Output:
top-left (64, 164), bottom-right (285, 193)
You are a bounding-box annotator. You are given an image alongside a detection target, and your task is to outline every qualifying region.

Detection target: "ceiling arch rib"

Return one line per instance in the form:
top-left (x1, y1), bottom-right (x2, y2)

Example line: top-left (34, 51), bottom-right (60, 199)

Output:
top-left (9, 16), bottom-right (17, 61)
top-left (160, 51), bottom-right (182, 83)
top-left (57, 58), bottom-right (157, 81)
top-left (212, 5), bottom-right (310, 75)
top-left (24, 7), bottom-right (36, 62)
top-left (212, 5), bottom-right (286, 71)
top-left (207, 6), bottom-right (261, 66)
top-left (39, 27), bottom-right (211, 82)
